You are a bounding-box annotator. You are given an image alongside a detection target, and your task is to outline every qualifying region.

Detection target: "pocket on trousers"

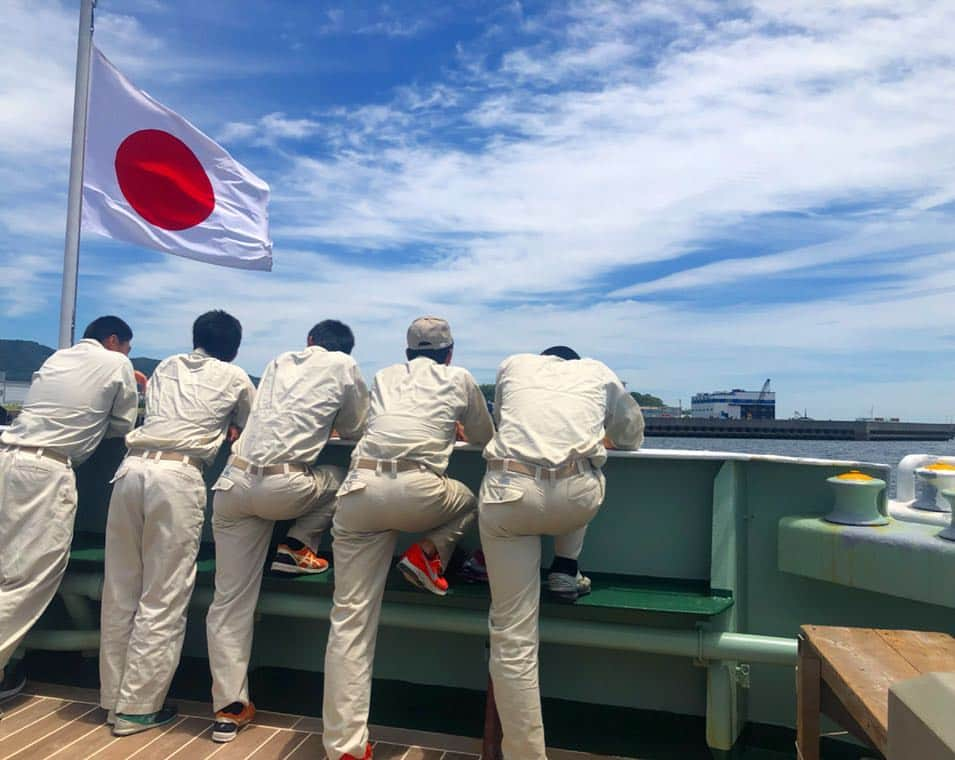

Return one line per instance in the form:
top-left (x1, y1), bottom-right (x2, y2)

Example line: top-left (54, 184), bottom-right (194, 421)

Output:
top-left (480, 479), bottom-right (525, 505)
top-left (212, 476), bottom-right (235, 492)
top-left (108, 460), bottom-right (131, 484)
top-left (566, 471), bottom-right (604, 507)
top-left (336, 473), bottom-right (367, 498)
top-left (51, 479), bottom-right (77, 548)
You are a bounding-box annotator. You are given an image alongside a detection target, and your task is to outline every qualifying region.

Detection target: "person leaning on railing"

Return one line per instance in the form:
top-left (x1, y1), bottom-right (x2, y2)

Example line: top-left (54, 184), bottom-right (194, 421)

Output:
top-left (0, 316), bottom-right (139, 710)
top-left (99, 310), bottom-right (255, 737)
top-left (478, 345), bottom-right (645, 760)
top-left (322, 316), bottom-right (495, 760)
top-left (205, 319), bottom-right (369, 744)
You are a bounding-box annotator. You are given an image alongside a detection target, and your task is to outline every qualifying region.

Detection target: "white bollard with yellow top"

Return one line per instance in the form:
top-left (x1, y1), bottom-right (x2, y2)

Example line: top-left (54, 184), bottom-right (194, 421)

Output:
top-left (824, 470), bottom-right (888, 526)
top-left (912, 462), bottom-right (955, 512)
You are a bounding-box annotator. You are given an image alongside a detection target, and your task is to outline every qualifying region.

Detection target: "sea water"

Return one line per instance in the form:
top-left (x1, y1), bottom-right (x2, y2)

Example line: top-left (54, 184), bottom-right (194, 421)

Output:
top-left (646, 436), bottom-right (955, 497)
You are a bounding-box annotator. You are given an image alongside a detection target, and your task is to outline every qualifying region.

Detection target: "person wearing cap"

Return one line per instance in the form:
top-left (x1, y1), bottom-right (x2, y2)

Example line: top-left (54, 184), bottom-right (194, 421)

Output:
top-left (478, 345), bottom-right (644, 759)
top-left (0, 316), bottom-right (139, 707)
top-left (322, 316), bottom-right (494, 760)
top-left (206, 319), bottom-right (368, 743)
top-left (99, 310), bottom-right (256, 737)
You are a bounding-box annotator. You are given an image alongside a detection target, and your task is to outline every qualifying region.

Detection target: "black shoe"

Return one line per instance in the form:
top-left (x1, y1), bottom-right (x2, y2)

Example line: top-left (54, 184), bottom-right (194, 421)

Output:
top-left (0, 668), bottom-right (26, 704)
top-left (212, 701), bottom-right (255, 742)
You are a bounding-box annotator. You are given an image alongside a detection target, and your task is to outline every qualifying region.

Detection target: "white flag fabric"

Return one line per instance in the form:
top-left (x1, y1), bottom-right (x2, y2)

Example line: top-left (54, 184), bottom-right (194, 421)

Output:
top-left (82, 46), bottom-right (272, 271)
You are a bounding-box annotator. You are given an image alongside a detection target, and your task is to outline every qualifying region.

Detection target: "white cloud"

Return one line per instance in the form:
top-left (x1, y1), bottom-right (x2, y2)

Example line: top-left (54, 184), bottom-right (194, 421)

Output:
top-left (5, 1), bottom-right (955, 421)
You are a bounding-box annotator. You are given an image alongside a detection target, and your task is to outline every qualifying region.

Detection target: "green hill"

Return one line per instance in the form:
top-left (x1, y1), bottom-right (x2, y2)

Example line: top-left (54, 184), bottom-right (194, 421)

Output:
top-left (0, 340), bottom-right (55, 381)
top-left (0, 339), bottom-right (163, 382)
top-left (0, 340), bottom-right (257, 385)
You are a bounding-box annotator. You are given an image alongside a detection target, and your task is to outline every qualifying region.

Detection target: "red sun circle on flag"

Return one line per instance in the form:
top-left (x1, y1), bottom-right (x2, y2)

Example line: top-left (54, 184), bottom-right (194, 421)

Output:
top-left (114, 129), bottom-right (215, 230)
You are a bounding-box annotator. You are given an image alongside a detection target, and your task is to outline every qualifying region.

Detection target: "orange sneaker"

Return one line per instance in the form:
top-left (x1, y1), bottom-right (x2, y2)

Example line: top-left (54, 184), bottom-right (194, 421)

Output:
top-left (397, 543), bottom-right (448, 596)
top-left (212, 701), bottom-right (255, 742)
top-left (271, 543), bottom-right (329, 575)
top-left (342, 741), bottom-right (374, 759)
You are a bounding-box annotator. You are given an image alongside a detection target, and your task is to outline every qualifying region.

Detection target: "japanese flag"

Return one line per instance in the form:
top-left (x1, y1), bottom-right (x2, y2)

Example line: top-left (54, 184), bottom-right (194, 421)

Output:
top-left (82, 46), bottom-right (272, 271)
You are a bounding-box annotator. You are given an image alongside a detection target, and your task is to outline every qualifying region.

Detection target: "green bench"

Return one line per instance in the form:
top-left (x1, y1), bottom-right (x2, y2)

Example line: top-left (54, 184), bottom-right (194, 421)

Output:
top-left (61, 530), bottom-right (733, 627)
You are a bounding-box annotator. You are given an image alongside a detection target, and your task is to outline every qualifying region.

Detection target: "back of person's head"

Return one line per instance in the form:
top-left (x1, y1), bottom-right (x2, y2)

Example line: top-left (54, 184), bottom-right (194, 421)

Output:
top-left (308, 320), bottom-right (355, 355)
top-left (83, 315), bottom-right (133, 346)
top-left (541, 345), bottom-right (580, 360)
top-left (406, 316), bottom-right (454, 364)
top-left (193, 310), bottom-right (242, 362)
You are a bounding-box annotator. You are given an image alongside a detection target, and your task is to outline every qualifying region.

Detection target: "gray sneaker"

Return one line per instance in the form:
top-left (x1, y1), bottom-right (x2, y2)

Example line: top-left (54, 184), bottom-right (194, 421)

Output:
top-left (113, 705), bottom-right (178, 736)
top-left (547, 571), bottom-right (592, 602)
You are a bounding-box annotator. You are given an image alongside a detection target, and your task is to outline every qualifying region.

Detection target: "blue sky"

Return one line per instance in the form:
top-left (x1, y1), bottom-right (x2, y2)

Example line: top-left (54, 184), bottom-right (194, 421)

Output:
top-left (2, 1), bottom-right (955, 420)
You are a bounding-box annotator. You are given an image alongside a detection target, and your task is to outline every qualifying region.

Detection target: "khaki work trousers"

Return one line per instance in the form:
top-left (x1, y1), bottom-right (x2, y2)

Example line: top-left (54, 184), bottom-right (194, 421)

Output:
top-left (206, 463), bottom-right (343, 711)
top-left (322, 468), bottom-right (477, 760)
top-left (99, 456), bottom-right (207, 714)
top-left (478, 467), bottom-right (606, 760)
top-left (0, 449), bottom-right (77, 675)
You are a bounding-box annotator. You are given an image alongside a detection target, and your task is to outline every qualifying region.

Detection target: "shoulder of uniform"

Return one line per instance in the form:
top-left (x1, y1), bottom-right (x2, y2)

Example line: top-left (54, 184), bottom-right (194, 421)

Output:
top-left (448, 365), bottom-right (476, 382)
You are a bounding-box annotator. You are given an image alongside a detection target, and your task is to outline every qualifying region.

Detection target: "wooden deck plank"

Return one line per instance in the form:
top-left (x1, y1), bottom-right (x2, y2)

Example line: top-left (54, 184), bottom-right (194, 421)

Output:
top-left (126, 717), bottom-right (216, 760)
top-left (373, 742), bottom-right (413, 759)
top-left (251, 711), bottom-right (301, 729)
top-left (0, 698), bottom-right (67, 738)
top-left (402, 747), bottom-right (444, 760)
top-left (48, 723), bottom-right (121, 759)
top-left (24, 683), bottom-right (100, 704)
top-left (81, 717), bottom-right (188, 759)
top-left (0, 695), bottom-right (39, 719)
top-left (292, 716), bottom-right (323, 733)
top-left (803, 625), bottom-right (918, 751)
top-left (204, 725), bottom-right (278, 758)
top-left (0, 702), bottom-right (94, 757)
top-left (440, 753), bottom-right (480, 760)
top-left (246, 730), bottom-right (311, 759)
top-left (874, 629), bottom-right (955, 674)
top-left (4, 707), bottom-right (107, 760)
top-left (283, 733), bottom-right (325, 760)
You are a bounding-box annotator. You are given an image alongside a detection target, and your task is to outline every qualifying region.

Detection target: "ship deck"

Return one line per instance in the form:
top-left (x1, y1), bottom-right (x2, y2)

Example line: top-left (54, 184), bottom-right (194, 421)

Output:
top-left (0, 682), bottom-right (626, 760)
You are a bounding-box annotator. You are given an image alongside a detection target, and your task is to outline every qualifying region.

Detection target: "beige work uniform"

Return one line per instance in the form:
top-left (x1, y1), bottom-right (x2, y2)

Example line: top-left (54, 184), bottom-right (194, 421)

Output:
top-left (99, 350), bottom-right (254, 715)
top-left (479, 354), bottom-right (644, 759)
top-left (0, 339), bottom-right (138, 674)
top-left (206, 346), bottom-right (368, 711)
top-left (322, 357), bottom-right (494, 760)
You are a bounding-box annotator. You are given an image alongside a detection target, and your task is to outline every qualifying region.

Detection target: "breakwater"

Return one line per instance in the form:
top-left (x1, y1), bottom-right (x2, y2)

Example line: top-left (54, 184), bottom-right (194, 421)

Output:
top-left (644, 418), bottom-right (955, 441)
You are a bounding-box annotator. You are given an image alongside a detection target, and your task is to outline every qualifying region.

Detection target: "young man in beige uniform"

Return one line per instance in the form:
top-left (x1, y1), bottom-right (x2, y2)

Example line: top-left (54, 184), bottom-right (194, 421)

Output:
top-left (323, 317), bottom-right (494, 760)
top-left (99, 310), bottom-right (255, 736)
top-left (206, 319), bottom-right (369, 742)
top-left (0, 316), bottom-right (138, 705)
top-left (479, 345), bottom-right (644, 759)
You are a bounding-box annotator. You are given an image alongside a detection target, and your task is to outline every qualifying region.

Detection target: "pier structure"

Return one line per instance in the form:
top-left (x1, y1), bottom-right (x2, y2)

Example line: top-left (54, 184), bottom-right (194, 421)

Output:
top-left (644, 418), bottom-right (955, 441)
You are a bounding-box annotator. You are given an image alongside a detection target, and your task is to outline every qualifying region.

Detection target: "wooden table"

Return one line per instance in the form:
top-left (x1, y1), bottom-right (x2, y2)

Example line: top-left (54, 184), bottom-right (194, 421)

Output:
top-left (797, 625), bottom-right (955, 760)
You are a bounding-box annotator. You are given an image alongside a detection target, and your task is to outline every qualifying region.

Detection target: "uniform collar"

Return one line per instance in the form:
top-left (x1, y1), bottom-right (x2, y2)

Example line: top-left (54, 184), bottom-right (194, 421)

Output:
top-left (79, 338), bottom-right (105, 350)
top-left (192, 347), bottom-right (210, 358)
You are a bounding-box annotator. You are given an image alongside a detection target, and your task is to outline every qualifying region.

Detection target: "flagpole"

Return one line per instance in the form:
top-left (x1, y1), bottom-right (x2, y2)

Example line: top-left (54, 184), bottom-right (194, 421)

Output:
top-left (58, 0), bottom-right (96, 348)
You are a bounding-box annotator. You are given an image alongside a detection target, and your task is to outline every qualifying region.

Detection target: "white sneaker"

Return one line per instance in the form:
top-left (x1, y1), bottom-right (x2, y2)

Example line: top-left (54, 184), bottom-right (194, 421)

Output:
top-left (547, 571), bottom-right (591, 602)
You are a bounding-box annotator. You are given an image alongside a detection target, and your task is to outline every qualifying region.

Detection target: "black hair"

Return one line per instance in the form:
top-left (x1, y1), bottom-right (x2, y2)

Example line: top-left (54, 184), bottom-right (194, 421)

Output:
top-left (308, 320), bottom-right (355, 355)
top-left (82, 315), bottom-right (133, 345)
top-left (193, 310), bottom-right (242, 362)
top-left (541, 345), bottom-right (580, 360)
top-left (406, 346), bottom-right (453, 364)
